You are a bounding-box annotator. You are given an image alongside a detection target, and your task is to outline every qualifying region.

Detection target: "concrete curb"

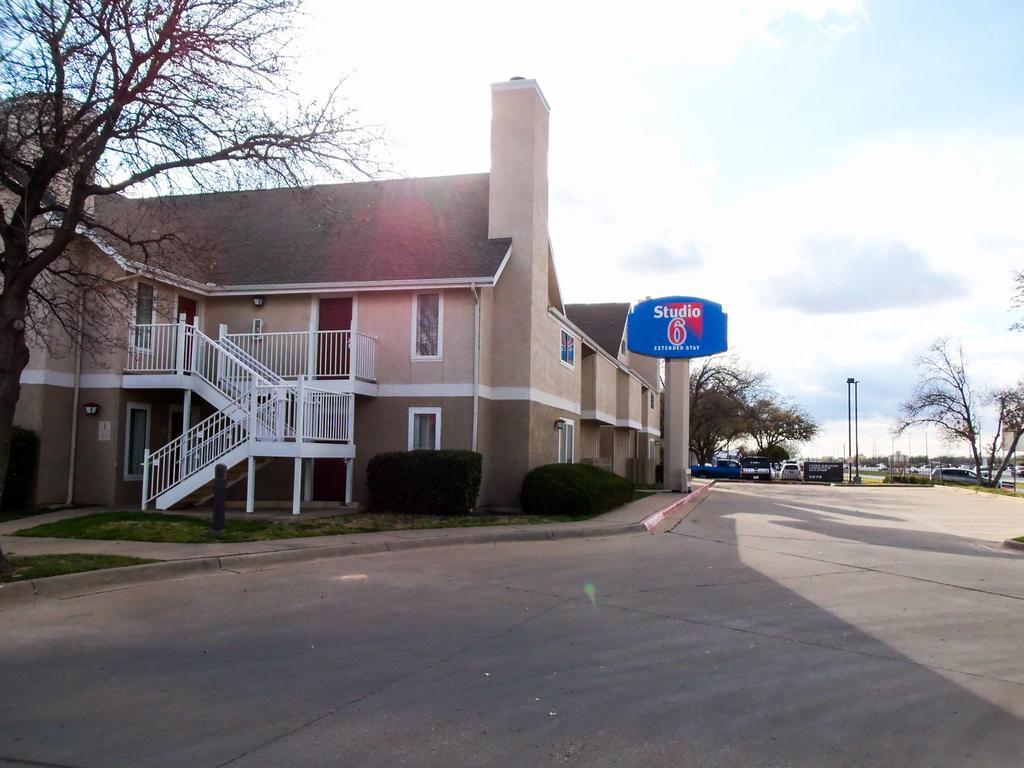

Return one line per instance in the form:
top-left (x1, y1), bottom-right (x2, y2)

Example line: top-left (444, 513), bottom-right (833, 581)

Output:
top-left (0, 520), bottom-right (650, 609)
top-left (1002, 538), bottom-right (1024, 553)
top-left (642, 482), bottom-right (717, 531)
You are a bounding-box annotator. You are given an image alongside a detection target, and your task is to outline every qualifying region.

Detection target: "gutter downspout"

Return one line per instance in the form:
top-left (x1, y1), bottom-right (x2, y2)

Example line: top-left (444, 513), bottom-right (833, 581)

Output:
top-left (65, 288), bottom-right (85, 505)
top-left (470, 283), bottom-right (480, 452)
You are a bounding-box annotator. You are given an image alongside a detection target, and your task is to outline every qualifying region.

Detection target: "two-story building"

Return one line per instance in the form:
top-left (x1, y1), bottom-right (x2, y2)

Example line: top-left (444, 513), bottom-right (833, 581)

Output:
top-left (14, 78), bottom-right (661, 513)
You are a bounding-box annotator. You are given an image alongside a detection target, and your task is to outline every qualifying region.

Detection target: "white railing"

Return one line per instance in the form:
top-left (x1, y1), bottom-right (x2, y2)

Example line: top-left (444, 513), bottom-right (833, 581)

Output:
top-left (127, 323), bottom-right (180, 372)
top-left (353, 332), bottom-right (376, 381)
top-left (300, 385), bottom-right (354, 442)
top-left (223, 329), bottom-right (377, 381)
top-left (226, 330), bottom-right (310, 379)
top-left (144, 390), bottom-right (251, 504)
top-left (128, 323), bottom-right (378, 382)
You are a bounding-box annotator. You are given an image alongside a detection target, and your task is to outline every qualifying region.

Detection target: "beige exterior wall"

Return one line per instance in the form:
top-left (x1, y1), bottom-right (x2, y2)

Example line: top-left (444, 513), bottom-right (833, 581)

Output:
top-left (358, 289), bottom-right (475, 387)
top-left (616, 370), bottom-right (643, 428)
top-left (204, 293), bottom-right (311, 337)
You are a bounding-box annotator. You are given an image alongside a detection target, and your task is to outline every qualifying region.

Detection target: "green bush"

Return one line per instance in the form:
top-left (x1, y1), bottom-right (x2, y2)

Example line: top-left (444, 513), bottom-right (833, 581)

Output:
top-left (3, 427), bottom-right (39, 511)
top-left (520, 463), bottom-right (634, 518)
top-left (367, 450), bottom-right (482, 515)
top-left (884, 473), bottom-right (932, 485)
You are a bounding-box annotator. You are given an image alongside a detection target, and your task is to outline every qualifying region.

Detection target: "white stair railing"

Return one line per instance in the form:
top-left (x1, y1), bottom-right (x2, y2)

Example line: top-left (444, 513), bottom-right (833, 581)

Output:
top-left (139, 326), bottom-right (357, 508)
top-left (144, 390), bottom-right (252, 505)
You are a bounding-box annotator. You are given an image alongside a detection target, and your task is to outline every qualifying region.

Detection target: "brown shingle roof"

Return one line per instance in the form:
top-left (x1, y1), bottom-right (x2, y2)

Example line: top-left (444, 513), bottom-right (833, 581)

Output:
top-left (565, 303), bottom-right (630, 358)
top-left (91, 173), bottom-right (510, 288)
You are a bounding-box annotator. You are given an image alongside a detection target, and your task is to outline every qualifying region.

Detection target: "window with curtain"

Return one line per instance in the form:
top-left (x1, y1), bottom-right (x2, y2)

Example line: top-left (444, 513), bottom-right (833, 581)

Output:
top-left (415, 294), bottom-right (440, 357)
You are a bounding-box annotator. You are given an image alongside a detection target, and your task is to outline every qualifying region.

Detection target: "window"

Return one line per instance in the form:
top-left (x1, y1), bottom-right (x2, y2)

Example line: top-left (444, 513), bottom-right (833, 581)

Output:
top-left (133, 283), bottom-right (154, 349)
top-left (559, 329), bottom-right (575, 369)
top-left (650, 391), bottom-right (655, 410)
top-left (557, 419), bottom-right (575, 463)
top-left (412, 293), bottom-right (442, 359)
top-left (124, 403), bottom-right (151, 480)
top-left (252, 318), bottom-right (263, 336)
top-left (408, 407), bottom-right (441, 450)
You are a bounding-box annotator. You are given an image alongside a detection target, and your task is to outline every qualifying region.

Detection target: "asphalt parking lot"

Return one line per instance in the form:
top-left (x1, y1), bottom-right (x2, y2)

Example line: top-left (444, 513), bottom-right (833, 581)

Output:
top-left (3, 485), bottom-right (1023, 767)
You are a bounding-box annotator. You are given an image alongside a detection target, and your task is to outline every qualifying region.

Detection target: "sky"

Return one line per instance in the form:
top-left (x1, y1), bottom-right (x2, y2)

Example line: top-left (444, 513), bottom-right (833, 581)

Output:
top-left (293, 0), bottom-right (1024, 459)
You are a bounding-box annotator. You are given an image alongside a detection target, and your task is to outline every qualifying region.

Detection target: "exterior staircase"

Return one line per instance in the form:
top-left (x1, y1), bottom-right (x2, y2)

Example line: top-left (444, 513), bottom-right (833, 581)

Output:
top-left (136, 324), bottom-right (354, 510)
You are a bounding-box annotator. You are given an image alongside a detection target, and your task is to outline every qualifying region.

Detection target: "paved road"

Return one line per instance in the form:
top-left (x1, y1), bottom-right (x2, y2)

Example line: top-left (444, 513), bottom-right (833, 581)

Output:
top-left (3, 486), bottom-right (1023, 767)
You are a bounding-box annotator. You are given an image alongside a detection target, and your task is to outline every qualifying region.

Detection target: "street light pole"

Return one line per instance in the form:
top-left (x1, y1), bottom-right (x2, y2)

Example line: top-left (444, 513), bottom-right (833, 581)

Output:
top-left (846, 377), bottom-right (854, 484)
top-left (854, 379), bottom-right (860, 484)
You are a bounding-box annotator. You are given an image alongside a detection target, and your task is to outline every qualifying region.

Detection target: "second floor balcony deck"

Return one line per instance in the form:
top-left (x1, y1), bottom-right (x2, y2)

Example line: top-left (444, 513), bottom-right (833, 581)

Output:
top-left (125, 322), bottom-right (377, 387)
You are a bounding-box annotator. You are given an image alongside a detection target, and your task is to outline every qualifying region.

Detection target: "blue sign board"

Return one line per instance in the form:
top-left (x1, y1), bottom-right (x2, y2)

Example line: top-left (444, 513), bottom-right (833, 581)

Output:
top-left (626, 296), bottom-right (728, 359)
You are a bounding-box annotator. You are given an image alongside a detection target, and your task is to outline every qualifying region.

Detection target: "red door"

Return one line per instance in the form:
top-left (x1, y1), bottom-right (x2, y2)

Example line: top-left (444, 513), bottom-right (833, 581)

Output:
top-left (314, 298), bottom-right (352, 501)
top-left (176, 296), bottom-right (197, 324)
top-left (313, 458), bottom-right (347, 503)
top-left (317, 298), bottom-right (352, 377)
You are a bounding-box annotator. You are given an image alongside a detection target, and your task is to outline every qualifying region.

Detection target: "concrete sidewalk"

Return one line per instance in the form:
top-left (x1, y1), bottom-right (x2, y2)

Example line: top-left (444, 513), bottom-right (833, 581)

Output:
top-left (0, 488), bottom-right (712, 606)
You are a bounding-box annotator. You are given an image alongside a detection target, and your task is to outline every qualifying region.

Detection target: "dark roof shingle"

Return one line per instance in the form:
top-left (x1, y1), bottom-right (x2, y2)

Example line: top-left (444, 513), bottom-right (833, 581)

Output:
top-left (565, 302), bottom-right (630, 358)
top-left (92, 173), bottom-right (510, 288)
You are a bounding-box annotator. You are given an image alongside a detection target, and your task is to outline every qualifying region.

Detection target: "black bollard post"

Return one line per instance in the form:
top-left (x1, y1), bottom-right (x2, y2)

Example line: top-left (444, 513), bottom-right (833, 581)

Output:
top-left (212, 463), bottom-right (227, 534)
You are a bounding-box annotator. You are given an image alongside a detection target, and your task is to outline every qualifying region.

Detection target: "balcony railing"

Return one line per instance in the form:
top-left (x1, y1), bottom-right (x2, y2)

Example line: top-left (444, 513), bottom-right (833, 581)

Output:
top-left (125, 322), bottom-right (376, 382)
top-left (224, 329), bottom-right (377, 381)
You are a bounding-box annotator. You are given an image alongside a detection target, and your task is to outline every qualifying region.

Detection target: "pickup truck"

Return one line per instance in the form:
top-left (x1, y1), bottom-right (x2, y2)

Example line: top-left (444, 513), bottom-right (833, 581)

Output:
top-left (690, 459), bottom-right (742, 479)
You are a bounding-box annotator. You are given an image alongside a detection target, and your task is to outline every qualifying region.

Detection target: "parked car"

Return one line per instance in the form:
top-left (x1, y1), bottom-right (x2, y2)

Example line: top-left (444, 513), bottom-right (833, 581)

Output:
top-left (690, 460), bottom-right (741, 480)
top-left (931, 468), bottom-right (980, 485)
top-left (780, 462), bottom-right (802, 481)
top-left (740, 456), bottom-right (773, 481)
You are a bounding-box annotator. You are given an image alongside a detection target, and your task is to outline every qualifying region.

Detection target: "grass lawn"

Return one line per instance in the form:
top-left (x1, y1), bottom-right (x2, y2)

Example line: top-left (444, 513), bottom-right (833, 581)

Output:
top-left (0, 553), bottom-right (157, 583)
top-left (952, 484), bottom-right (1024, 499)
top-left (13, 510), bottom-right (602, 544)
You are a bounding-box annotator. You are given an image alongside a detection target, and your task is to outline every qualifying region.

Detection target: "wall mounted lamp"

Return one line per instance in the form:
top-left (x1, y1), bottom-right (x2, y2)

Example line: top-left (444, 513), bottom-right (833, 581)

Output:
top-left (83, 402), bottom-right (100, 416)
top-left (252, 296), bottom-right (265, 308)
top-left (554, 418), bottom-right (567, 430)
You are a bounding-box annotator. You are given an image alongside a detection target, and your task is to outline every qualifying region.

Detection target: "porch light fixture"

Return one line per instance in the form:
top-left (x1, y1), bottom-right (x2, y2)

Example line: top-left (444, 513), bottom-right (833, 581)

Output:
top-left (83, 402), bottom-right (100, 416)
top-left (252, 295), bottom-right (265, 308)
top-left (554, 418), bottom-right (567, 430)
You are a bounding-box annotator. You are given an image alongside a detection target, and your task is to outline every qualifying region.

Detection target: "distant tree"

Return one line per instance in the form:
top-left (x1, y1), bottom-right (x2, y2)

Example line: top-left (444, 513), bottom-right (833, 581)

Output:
top-left (744, 395), bottom-right (819, 456)
top-left (982, 385), bottom-right (1024, 486)
top-left (0, 0), bottom-right (378, 573)
top-left (896, 339), bottom-right (988, 482)
top-left (762, 444), bottom-right (790, 463)
top-left (1012, 270), bottom-right (1023, 331)
top-left (688, 357), bottom-right (764, 464)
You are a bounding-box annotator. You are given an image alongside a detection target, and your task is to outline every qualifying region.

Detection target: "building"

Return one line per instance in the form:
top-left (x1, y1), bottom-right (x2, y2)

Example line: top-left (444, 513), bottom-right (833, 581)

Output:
top-left (15, 79), bottom-right (661, 512)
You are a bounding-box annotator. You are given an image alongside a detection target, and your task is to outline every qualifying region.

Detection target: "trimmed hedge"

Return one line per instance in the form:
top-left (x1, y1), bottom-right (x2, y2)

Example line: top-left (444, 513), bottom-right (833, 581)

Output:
top-left (520, 463), bottom-right (634, 518)
top-left (3, 427), bottom-right (39, 511)
top-left (367, 450), bottom-right (482, 515)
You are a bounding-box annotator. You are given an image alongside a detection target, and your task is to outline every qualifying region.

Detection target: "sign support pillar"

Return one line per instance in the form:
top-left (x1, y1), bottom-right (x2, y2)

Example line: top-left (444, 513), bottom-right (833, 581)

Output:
top-left (664, 358), bottom-right (691, 493)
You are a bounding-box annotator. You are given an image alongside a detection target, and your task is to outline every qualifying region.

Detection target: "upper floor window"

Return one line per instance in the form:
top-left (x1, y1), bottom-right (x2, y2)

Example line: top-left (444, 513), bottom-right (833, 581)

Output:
top-left (559, 329), bottom-right (575, 369)
top-left (650, 391), bottom-right (655, 410)
top-left (413, 293), bottom-right (442, 359)
top-left (132, 283), bottom-right (154, 349)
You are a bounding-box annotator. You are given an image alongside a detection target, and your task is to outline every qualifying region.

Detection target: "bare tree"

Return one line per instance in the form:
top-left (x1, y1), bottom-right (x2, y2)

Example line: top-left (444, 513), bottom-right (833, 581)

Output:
top-left (689, 356), bottom-right (764, 464)
top-left (0, 0), bottom-right (379, 572)
top-left (745, 395), bottom-right (819, 455)
top-left (895, 339), bottom-right (986, 481)
top-left (982, 385), bottom-right (1024, 486)
top-left (1013, 270), bottom-right (1024, 332)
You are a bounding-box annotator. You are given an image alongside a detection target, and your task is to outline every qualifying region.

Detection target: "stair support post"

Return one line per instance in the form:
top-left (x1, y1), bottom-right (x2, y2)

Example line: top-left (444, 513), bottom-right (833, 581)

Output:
top-left (141, 449), bottom-right (151, 510)
top-left (345, 459), bottom-right (354, 506)
top-left (175, 315), bottom-right (187, 376)
top-left (296, 375), bottom-right (305, 442)
top-left (292, 457), bottom-right (302, 515)
top-left (246, 456), bottom-right (256, 514)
